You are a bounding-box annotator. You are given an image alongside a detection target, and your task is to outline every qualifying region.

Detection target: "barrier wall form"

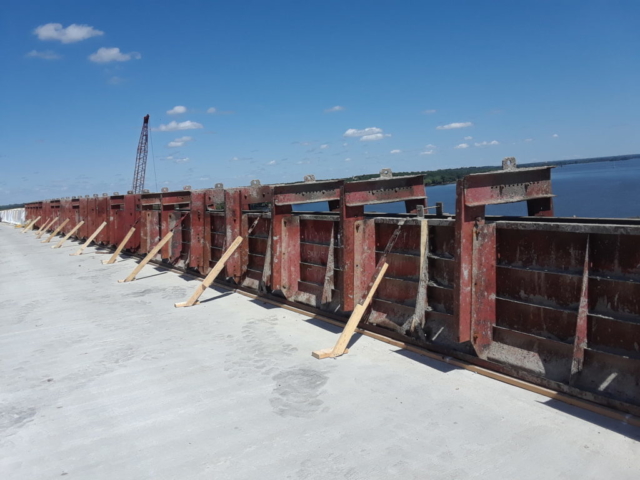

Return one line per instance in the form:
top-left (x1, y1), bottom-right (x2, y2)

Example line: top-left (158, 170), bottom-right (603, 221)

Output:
top-left (0, 208), bottom-right (26, 225)
top-left (20, 165), bottom-right (640, 417)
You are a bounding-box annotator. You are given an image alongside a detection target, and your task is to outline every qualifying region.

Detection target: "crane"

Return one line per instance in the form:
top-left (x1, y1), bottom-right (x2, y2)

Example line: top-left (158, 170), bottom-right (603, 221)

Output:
top-left (131, 114), bottom-right (150, 194)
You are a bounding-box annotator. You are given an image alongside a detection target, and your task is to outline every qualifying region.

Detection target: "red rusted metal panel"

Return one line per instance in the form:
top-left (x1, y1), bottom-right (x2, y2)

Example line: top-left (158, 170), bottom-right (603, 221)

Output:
top-left (343, 174), bottom-right (427, 312)
top-left (188, 190), bottom-right (206, 272)
top-left (455, 162), bottom-right (555, 344)
top-left (273, 180), bottom-right (342, 206)
top-left (271, 179), bottom-right (341, 301)
top-left (471, 222), bottom-right (496, 358)
top-left (87, 197), bottom-right (98, 238)
top-left (453, 182), bottom-right (481, 343)
top-left (108, 195), bottom-right (126, 247)
top-left (344, 175), bottom-right (426, 207)
top-left (70, 198), bottom-right (80, 237)
top-left (95, 196), bottom-right (109, 244)
top-left (140, 192), bottom-right (161, 254)
top-left (59, 199), bottom-right (71, 234)
top-left (77, 197), bottom-right (88, 239)
top-left (462, 166), bottom-right (554, 207)
top-left (271, 203), bottom-right (296, 298)
top-left (224, 189), bottom-right (243, 282)
top-left (125, 194), bottom-right (141, 250)
top-left (339, 198), bottom-right (363, 312)
top-left (168, 211), bottom-right (183, 264)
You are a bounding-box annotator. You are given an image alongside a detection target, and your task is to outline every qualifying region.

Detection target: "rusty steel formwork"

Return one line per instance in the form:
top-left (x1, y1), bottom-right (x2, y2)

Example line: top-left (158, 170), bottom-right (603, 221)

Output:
top-left (23, 164), bottom-right (640, 417)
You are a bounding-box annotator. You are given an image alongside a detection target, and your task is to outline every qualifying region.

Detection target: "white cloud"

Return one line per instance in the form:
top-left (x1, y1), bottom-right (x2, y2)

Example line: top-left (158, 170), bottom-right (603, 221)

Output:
top-left (34, 23), bottom-right (103, 43)
top-left (422, 109), bottom-right (437, 114)
top-left (474, 140), bottom-right (500, 147)
top-left (454, 143), bottom-right (469, 149)
top-left (552, 134), bottom-right (559, 138)
top-left (425, 144), bottom-right (436, 148)
top-left (267, 160), bottom-right (277, 165)
top-left (344, 127), bottom-right (391, 141)
top-left (206, 107), bottom-right (217, 114)
top-left (320, 144), bottom-right (329, 149)
top-left (88, 47), bottom-right (141, 63)
top-left (464, 136), bottom-right (473, 140)
top-left (420, 149), bottom-right (435, 155)
top-left (345, 158), bottom-right (352, 162)
top-left (153, 120), bottom-right (203, 132)
top-left (360, 133), bottom-right (391, 141)
top-left (25, 50), bottom-right (61, 60)
top-left (524, 138), bottom-right (533, 142)
top-left (436, 122), bottom-right (473, 130)
top-left (174, 157), bottom-right (189, 163)
top-left (167, 105), bottom-right (187, 115)
top-left (167, 136), bottom-right (193, 148)
top-left (390, 149), bottom-right (402, 154)
top-left (324, 105), bottom-right (345, 113)
top-left (344, 127), bottom-right (383, 137)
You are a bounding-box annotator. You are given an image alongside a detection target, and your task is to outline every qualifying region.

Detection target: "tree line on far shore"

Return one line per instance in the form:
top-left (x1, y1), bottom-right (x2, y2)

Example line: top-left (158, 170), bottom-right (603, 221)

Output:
top-left (345, 153), bottom-right (639, 186)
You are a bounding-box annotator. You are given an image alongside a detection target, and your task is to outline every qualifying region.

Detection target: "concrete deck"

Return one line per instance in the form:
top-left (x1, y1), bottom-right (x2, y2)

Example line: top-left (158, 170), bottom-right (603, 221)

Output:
top-left (1, 223), bottom-right (638, 479)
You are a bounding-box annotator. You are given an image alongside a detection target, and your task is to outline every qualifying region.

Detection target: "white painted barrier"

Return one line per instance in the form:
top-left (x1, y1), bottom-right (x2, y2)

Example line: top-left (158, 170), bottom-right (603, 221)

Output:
top-left (0, 208), bottom-right (26, 225)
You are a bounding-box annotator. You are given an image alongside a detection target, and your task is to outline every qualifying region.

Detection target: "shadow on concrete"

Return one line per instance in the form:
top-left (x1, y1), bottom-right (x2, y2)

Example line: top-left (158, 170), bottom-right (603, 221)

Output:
top-left (199, 291), bottom-right (234, 304)
top-left (135, 271), bottom-right (168, 281)
top-left (392, 348), bottom-right (460, 374)
top-left (304, 317), bottom-right (344, 334)
top-left (248, 298), bottom-right (282, 310)
top-left (538, 398), bottom-right (640, 441)
top-left (346, 332), bottom-right (365, 349)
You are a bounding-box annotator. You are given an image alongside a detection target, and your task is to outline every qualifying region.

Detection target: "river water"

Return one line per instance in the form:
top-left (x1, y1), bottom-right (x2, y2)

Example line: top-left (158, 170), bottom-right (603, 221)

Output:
top-left (361, 157), bottom-right (640, 218)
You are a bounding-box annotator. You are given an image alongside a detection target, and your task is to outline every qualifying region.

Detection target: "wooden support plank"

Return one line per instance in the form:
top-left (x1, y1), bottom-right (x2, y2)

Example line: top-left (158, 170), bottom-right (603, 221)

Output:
top-left (21, 218), bottom-right (34, 232)
top-left (70, 221), bottom-right (107, 256)
top-left (36, 217), bottom-right (59, 239)
top-left (52, 221), bottom-right (84, 249)
top-left (102, 227), bottom-right (136, 264)
top-left (570, 235), bottom-right (590, 385)
top-left (119, 231), bottom-right (174, 283)
top-left (42, 218), bottom-right (69, 243)
top-left (312, 263), bottom-right (388, 359)
top-left (35, 218), bottom-right (55, 238)
top-left (22, 216), bottom-right (40, 233)
top-left (175, 235), bottom-right (244, 307)
top-left (29, 216), bottom-right (42, 231)
top-left (34, 217), bottom-right (51, 235)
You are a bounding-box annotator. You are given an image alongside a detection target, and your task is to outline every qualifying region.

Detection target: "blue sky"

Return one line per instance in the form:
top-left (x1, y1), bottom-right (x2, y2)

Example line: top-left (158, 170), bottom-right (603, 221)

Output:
top-left (1, 0), bottom-right (638, 204)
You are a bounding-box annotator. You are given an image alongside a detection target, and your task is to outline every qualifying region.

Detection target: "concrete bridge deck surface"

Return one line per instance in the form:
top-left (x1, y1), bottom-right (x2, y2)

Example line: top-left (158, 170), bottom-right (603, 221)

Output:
top-left (0, 223), bottom-right (638, 480)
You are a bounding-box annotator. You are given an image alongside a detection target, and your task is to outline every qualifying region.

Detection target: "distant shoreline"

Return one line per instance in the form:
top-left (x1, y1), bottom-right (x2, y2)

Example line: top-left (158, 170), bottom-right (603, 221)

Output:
top-left (346, 154), bottom-right (640, 187)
